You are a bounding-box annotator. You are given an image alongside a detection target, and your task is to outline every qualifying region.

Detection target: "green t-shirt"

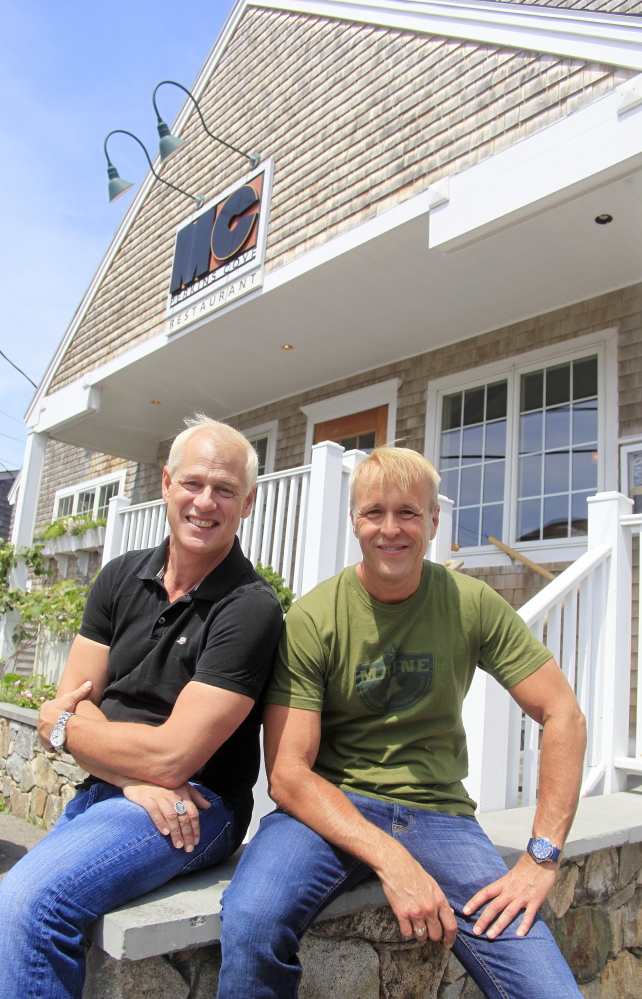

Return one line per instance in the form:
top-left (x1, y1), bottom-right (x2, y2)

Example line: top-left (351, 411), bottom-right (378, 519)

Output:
top-left (266, 562), bottom-right (551, 815)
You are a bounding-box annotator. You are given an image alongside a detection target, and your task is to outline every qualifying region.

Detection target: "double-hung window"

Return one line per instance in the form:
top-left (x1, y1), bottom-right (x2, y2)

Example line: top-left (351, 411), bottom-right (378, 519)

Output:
top-left (53, 471), bottom-right (127, 522)
top-left (426, 334), bottom-right (616, 564)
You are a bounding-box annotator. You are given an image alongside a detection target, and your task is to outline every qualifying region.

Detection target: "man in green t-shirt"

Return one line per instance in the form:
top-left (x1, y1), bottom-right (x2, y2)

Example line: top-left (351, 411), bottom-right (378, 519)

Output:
top-left (217, 448), bottom-right (586, 999)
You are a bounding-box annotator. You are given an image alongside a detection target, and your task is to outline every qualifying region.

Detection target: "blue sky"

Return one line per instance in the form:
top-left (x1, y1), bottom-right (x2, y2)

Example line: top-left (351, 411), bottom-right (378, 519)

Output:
top-left (0, 0), bottom-right (236, 473)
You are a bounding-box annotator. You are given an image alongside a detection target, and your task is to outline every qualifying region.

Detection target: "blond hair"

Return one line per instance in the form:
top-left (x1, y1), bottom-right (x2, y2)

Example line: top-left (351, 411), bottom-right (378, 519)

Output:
top-left (167, 413), bottom-right (259, 491)
top-left (349, 447), bottom-right (440, 512)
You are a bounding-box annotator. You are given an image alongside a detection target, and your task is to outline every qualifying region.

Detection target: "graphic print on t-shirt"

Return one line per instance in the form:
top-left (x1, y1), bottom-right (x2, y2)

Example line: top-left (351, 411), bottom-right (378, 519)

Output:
top-left (355, 643), bottom-right (434, 713)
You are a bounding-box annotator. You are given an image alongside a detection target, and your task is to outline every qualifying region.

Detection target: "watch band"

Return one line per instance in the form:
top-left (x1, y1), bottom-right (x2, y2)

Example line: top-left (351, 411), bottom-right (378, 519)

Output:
top-left (527, 836), bottom-right (562, 864)
top-left (49, 711), bottom-right (74, 751)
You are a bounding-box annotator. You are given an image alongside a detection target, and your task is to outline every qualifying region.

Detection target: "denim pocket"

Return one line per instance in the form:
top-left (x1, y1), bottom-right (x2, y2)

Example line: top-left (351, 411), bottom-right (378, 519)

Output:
top-left (180, 819), bottom-right (234, 874)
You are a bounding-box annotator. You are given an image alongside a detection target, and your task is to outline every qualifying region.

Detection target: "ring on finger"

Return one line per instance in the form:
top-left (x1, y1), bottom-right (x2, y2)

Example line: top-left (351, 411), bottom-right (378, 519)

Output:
top-left (174, 800), bottom-right (187, 815)
top-left (414, 926), bottom-right (427, 939)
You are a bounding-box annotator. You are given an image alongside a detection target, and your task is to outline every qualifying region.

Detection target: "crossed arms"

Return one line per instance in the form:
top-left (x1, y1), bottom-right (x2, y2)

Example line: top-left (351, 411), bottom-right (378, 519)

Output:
top-left (38, 634), bottom-right (255, 850)
top-left (264, 658), bottom-right (586, 945)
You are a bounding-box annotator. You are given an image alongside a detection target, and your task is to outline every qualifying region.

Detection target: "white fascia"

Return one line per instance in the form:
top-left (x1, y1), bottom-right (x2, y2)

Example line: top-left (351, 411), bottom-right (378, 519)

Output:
top-left (252, 0), bottom-right (642, 70)
top-left (429, 73), bottom-right (642, 252)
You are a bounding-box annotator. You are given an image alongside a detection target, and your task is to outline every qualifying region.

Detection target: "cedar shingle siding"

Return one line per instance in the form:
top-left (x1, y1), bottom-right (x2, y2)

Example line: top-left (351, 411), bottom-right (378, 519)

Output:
top-left (48, 6), bottom-right (635, 391)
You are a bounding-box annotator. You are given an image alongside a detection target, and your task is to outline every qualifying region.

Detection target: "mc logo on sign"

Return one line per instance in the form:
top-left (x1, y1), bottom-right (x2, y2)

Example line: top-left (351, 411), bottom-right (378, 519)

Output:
top-left (169, 175), bottom-right (263, 297)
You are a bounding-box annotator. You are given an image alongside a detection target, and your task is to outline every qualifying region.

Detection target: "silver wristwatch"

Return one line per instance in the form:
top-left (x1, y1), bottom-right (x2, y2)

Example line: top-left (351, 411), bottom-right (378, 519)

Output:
top-left (49, 711), bottom-right (74, 751)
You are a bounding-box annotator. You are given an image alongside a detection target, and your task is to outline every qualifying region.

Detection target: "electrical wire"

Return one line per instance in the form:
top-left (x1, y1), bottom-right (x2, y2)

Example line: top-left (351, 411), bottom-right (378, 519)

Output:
top-left (0, 350), bottom-right (37, 389)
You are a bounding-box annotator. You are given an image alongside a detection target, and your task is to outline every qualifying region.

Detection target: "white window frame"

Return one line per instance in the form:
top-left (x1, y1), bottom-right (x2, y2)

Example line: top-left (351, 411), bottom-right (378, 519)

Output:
top-left (52, 470), bottom-right (128, 522)
top-left (244, 420), bottom-right (278, 476)
top-left (300, 378), bottom-right (401, 463)
top-left (425, 329), bottom-right (618, 568)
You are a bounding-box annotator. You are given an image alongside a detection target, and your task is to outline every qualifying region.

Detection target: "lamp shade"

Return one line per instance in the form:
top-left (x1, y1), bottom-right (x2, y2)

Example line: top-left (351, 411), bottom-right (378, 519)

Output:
top-left (157, 120), bottom-right (185, 162)
top-left (107, 163), bottom-right (134, 202)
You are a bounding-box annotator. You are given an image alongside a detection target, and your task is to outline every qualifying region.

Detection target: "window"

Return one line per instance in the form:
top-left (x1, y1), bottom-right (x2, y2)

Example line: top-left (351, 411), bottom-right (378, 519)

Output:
top-left (53, 471), bottom-right (127, 522)
top-left (301, 379), bottom-right (401, 462)
top-left (426, 333), bottom-right (616, 563)
top-left (244, 422), bottom-right (278, 477)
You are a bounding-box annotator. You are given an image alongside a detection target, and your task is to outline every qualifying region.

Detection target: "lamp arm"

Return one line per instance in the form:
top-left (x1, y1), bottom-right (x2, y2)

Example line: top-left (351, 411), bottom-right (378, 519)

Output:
top-left (152, 80), bottom-right (256, 166)
top-left (104, 130), bottom-right (203, 208)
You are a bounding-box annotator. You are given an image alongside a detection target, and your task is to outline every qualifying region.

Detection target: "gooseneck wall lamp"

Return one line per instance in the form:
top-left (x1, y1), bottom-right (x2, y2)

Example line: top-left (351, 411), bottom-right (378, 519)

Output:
top-left (153, 80), bottom-right (260, 169)
top-left (104, 79), bottom-right (260, 206)
top-left (104, 130), bottom-right (205, 207)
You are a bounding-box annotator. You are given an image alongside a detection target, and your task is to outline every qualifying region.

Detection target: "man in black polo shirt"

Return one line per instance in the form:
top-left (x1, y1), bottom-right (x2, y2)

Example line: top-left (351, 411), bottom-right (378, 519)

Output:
top-left (0, 416), bottom-right (283, 999)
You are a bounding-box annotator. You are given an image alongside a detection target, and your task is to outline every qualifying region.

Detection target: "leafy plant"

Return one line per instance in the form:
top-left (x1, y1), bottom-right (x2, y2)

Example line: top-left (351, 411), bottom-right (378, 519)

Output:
top-left (255, 562), bottom-right (294, 613)
top-left (0, 673), bottom-right (58, 709)
top-left (35, 515), bottom-right (107, 541)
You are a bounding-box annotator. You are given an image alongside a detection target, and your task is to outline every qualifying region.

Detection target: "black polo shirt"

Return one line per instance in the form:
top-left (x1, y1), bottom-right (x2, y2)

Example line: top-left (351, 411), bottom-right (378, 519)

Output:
top-left (78, 537), bottom-right (283, 837)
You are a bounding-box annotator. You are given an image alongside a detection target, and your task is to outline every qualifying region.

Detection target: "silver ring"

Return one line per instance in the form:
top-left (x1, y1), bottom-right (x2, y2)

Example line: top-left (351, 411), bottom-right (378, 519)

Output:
top-left (415, 927), bottom-right (426, 938)
top-left (174, 801), bottom-right (187, 815)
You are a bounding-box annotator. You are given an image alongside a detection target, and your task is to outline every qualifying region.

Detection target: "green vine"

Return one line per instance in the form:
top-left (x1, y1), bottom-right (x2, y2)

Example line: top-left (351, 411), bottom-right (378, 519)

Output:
top-left (0, 672), bottom-right (58, 708)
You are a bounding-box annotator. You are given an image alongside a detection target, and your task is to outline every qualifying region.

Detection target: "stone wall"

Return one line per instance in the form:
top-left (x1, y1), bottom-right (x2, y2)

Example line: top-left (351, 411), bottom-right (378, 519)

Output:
top-left (82, 845), bottom-right (642, 999)
top-left (0, 705), bottom-right (84, 830)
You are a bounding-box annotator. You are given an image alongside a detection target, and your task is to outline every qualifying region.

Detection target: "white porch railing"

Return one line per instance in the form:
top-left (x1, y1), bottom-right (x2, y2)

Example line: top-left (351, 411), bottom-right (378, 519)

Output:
top-left (463, 492), bottom-right (642, 812)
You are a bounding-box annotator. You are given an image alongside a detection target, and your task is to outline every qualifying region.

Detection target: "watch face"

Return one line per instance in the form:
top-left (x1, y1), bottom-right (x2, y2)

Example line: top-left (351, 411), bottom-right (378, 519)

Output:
top-left (530, 838), bottom-right (554, 862)
top-left (50, 725), bottom-right (65, 749)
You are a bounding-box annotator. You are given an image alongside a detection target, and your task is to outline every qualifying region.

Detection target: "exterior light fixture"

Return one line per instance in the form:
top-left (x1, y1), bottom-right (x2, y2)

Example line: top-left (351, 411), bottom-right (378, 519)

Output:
top-left (103, 130), bottom-right (204, 208)
top-left (150, 400), bottom-right (161, 405)
top-left (281, 344), bottom-right (294, 350)
top-left (152, 80), bottom-right (260, 170)
top-left (595, 214), bottom-right (613, 224)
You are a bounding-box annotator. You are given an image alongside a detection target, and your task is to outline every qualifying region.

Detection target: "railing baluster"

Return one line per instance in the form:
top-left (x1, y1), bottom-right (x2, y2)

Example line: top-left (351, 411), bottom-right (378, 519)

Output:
top-left (261, 481), bottom-right (276, 566)
top-left (561, 589), bottom-right (578, 690)
top-left (271, 480), bottom-right (287, 575)
top-left (292, 470), bottom-right (310, 597)
top-left (249, 483), bottom-right (266, 566)
top-left (282, 476), bottom-right (300, 590)
top-left (546, 602), bottom-right (561, 668)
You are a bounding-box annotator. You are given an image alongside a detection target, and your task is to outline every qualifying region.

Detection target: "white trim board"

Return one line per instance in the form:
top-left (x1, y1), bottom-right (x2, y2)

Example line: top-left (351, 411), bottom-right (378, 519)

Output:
top-left (300, 378), bottom-right (401, 462)
top-left (251, 0), bottom-right (642, 70)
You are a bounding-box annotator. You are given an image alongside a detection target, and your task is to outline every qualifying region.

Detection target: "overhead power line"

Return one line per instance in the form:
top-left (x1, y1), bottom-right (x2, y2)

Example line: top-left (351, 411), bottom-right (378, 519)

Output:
top-left (0, 350), bottom-right (37, 389)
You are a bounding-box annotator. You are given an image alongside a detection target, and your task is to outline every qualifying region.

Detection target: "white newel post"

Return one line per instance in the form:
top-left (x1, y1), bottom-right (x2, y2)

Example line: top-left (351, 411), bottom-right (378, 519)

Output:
top-left (462, 670), bottom-right (511, 813)
top-left (337, 449), bottom-right (367, 571)
top-left (0, 433), bottom-right (48, 669)
top-left (102, 495), bottom-right (132, 566)
top-left (587, 492), bottom-right (633, 793)
top-left (428, 494), bottom-right (453, 564)
top-left (300, 441), bottom-right (345, 595)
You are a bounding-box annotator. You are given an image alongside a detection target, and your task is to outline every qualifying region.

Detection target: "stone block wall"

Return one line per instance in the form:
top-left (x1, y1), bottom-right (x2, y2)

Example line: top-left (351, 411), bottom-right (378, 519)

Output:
top-left (82, 846), bottom-right (642, 999)
top-left (0, 707), bottom-right (84, 830)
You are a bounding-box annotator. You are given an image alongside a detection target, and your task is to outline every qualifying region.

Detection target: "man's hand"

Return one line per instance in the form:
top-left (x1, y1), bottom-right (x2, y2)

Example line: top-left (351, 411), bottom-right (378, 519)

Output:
top-left (463, 853), bottom-right (558, 938)
top-left (377, 841), bottom-right (457, 947)
top-left (121, 780), bottom-right (211, 852)
top-left (37, 680), bottom-right (95, 748)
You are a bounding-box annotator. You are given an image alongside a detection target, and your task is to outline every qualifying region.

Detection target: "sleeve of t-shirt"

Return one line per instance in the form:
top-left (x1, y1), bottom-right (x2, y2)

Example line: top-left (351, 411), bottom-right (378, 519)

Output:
top-left (192, 584), bottom-right (284, 701)
top-left (477, 581), bottom-right (552, 689)
top-left (78, 558), bottom-right (120, 646)
top-left (264, 602), bottom-right (327, 711)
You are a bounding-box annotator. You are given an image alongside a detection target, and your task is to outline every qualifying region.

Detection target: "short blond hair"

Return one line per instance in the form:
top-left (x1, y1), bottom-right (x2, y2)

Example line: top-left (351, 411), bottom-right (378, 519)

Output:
top-left (167, 414), bottom-right (259, 491)
top-left (349, 447), bottom-right (440, 512)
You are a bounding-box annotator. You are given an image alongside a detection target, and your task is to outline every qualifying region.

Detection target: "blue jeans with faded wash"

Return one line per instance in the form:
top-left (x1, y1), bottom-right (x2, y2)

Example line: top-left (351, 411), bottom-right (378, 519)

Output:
top-left (0, 780), bottom-right (238, 999)
top-left (217, 792), bottom-right (581, 999)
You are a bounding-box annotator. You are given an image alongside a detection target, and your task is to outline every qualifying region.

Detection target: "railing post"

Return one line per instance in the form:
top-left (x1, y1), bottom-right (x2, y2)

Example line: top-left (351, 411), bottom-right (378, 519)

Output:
top-left (102, 496), bottom-right (132, 567)
top-left (428, 494), bottom-right (453, 564)
top-left (587, 492), bottom-right (633, 793)
top-left (338, 449), bottom-right (367, 572)
top-left (300, 441), bottom-right (345, 595)
top-left (462, 670), bottom-right (511, 813)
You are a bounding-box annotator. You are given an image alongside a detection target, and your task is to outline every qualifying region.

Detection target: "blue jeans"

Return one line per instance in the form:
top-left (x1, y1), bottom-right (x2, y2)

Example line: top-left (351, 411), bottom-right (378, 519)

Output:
top-left (0, 781), bottom-right (238, 999)
top-left (217, 793), bottom-right (580, 999)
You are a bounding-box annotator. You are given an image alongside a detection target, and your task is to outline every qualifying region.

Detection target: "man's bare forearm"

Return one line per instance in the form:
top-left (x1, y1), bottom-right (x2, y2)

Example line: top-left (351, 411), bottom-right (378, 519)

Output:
top-left (531, 704), bottom-right (586, 849)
